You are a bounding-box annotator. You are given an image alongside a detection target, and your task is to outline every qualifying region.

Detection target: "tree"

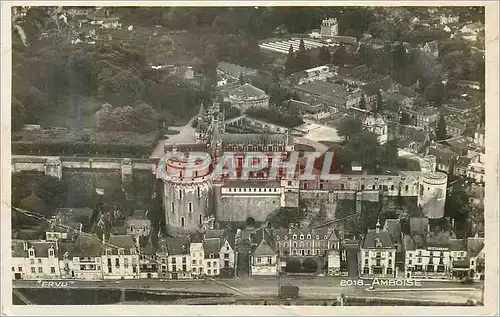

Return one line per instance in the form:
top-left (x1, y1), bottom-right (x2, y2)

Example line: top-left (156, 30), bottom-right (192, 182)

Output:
top-left (400, 112), bottom-right (411, 125)
top-left (436, 114), bottom-right (448, 141)
top-left (337, 116), bottom-right (363, 141)
top-left (424, 82), bottom-right (445, 106)
top-left (302, 258), bottom-right (319, 273)
top-left (379, 139), bottom-right (399, 167)
top-left (318, 46), bottom-right (331, 65)
top-left (239, 72), bottom-right (245, 85)
top-left (285, 44), bottom-right (296, 76)
top-left (12, 98), bottom-right (27, 131)
top-left (133, 103), bottom-right (158, 133)
top-left (286, 258), bottom-right (302, 273)
top-left (344, 131), bottom-right (380, 170)
top-left (34, 175), bottom-right (68, 209)
top-left (295, 39), bottom-right (311, 71)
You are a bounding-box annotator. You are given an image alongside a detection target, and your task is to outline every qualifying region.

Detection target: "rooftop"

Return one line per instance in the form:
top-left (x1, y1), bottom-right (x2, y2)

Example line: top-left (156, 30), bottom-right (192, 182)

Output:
top-left (228, 83), bottom-right (267, 99)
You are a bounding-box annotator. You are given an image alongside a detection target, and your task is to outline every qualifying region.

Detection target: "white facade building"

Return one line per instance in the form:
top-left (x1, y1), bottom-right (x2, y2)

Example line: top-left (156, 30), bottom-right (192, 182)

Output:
top-left (101, 235), bottom-right (139, 280)
top-left (359, 221), bottom-right (396, 278)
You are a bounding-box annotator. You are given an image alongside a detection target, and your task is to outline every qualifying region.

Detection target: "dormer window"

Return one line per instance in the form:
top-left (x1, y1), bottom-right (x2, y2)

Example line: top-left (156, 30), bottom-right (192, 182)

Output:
top-left (316, 235), bottom-right (320, 240)
top-left (324, 235), bottom-right (328, 240)
top-left (293, 235), bottom-right (297, 240)
top-left (118, 248), bottom-right (124, 255)
top-left (48, 248), bottom-right (54, 257)
top-left (29, 249), bottom-right (34, 257)
top-left (284, 236), bottom-right (288, 240)
top-left (300, 235), bottom-right (304, 240)
top-left (375, 238), bottom-right (382, 248)
top-left (210, 253), bottom-right (214, 259)
top-left (307, 234), bottom-right (311, 239)
top-left (276, 236), bottom-right (280, 240)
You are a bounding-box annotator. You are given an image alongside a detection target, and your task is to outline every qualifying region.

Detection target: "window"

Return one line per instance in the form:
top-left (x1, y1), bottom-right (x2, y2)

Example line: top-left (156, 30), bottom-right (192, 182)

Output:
top-left (391, 185), bottom-right (394, 190)
top-left (188, 202), bottom-right (193, 213)
top-left (49, 249), bottom-right (54, 257)
top-left (316, 235), bottom-right (320, 240)
top-left (405, 185), bottom-right (409, 192)
top-left (293, 235), bottom-right (297, 240)
top-left (471, 260), bottom-right (475, 265)
top-left (207, 261), bottom-right (211, 267)
top-left (365, 251), bottom-right (369, 257)
top-left (224, 253), bottom-right (229, 259)
top-left (388, 252), bottom-right (392, 257)
top-left (300, 242), bottom-right (304, 248)
top-left (316, 249), bottom-right (320, 255)
top-left (284, 243), bottom-right (288, 248)
top-left (307, 234), bottom-right (311, 239)
top-left (363, 267), bottom-right (370, 274)
top-left (115, 259), bottom-right (120, 267)
top-left (207, 269), bottom-right (211, 275)
top-left (293, 242), bottom-right (297, 248)
top-left (181, 217), bottom-right (185, 227)
top-left (417, 258), bottom-right (422, 263)
top-left (257, 257), bottom-right (261, 263)
top-left (386, 268), bottom-right (393, 275)
top-left (171, 202), bottom-right (175, 213)
top-left (18, 267), bottom-right (22, 272)
top-left (38, 259), bottom-right (42, 264)
top-left (437, 265), bottom-right (445, 272)
top-left (409, 259), bottom-right (412, 265)
top-left (197, 187), bottom-right (201, 198)
top-left (179, 190), bottom-right (183, 199)
top-left (364, 259), bottom-right (368, 265)
top-left (133, 266), bottom-right (137, 273)
top-left (30, 259), bottom-right (34, 265)
top-left (388, 259), bottom-right (392, 265)
top-left (51, 267), bottom-right (56, 274)
top-left (29, 250), bottom-right (34, 257)
top-left (38, 267), bottom-right (43, 273)
top-left (12, 267), bottom-right (15, 272)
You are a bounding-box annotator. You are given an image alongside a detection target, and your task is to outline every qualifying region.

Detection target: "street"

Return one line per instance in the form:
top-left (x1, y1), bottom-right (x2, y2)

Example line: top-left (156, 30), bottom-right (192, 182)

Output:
top-left (13, 276), bottom-right (483, 303)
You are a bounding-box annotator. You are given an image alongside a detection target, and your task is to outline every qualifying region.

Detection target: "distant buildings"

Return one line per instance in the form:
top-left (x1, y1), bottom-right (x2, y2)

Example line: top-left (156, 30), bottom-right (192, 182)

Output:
top-left (440, 14), bottom-right (459, 25)
top-left (226, 83), bottom-right (270, 112)
top-left (101, 235), bottom-right (139, 280)
top-left (445, 120), bottom-right (466, 138)
top-left (320, 18), bottom-right (339, 38)
top-left (363, 115), bottom-right (389, 144)
top-left (422, 40), bottom-right (439, 58)
top-left (457, 80), bottom-right (481, 90)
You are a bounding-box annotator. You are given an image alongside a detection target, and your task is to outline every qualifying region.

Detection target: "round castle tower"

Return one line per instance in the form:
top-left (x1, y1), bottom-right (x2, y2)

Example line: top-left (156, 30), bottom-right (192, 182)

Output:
top-left (159, 145), bottom-right (214, 232)
top-left (417, 172), bottom-right (448, 219)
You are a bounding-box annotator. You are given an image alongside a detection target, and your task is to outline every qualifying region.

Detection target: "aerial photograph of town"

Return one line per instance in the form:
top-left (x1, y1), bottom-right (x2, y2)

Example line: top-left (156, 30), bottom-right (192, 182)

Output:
top-left (7, 4), bottom-right (489, 308)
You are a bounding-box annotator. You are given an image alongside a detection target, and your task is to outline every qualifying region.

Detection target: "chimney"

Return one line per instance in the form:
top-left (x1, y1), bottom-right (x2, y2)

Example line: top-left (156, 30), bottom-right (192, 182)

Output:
top-left (79, 223), bottom-right (83, 233)
top-left (102, 234), bottom-right (106, 245)
top-left (451, 219), bottom-right (455, 229)
top-left (427, 223), bottom-right (431, 232)
top-left (376, 218), bottom-right (381, 233)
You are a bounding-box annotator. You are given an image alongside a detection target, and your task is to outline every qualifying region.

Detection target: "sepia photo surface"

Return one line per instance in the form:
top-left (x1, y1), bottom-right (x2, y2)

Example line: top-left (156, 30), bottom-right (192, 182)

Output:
top-left (2, 1), bottom-right (499, 315)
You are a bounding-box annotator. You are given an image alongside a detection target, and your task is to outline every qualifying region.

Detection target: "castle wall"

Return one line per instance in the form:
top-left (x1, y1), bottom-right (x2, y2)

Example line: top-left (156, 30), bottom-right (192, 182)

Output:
top-left (214, 186), bottom-right (281, 222)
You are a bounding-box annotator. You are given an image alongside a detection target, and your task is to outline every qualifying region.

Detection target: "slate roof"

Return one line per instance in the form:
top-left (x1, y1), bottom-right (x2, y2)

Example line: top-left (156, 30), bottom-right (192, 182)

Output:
top-left (449, 238), bottom-right (466, 251)
top-left (28, 241), bottom-right (57, 258)
top-left (73, 234), bottom-right (104, 257)
top-left (222, 179), bottom-right (280, 188)
top-left (252, 228), bottom-right (276, 256)
top-left (397, 85), bottom-right (416, 98)
top-left (362, 229), bottom-right (394, 249)
top-left (222, 133), bottom-right (287, 144)
top-left (429, 147), bottom-right (457, 165)
top-left (467, 237), bottom-right (484, 257)
top-left (426, 231), bottom-right (451, 248)
top-left (218, 62), bottom-right (257, 77)
top-left (383, 219), bottom-right (402, 245)
top-left (108, 234), bottom-right (135, 249)
top-left (165, 237), bottom-right (190, 255)
top-left (361, 77), bottom-right (392, 95)
top-left (403, 234), bottom-right (426, 251)
top-left (203, 238), bottom-right (221, 258)
top-left (409, 217), bottom-right (429, 234)
top-left (229, 83), bottom-right (267, 99)
top-left (455, 156), bottom-right (472, 168)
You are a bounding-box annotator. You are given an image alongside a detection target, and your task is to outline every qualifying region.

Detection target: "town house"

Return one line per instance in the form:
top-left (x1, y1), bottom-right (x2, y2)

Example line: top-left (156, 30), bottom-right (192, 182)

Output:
top-left (250, 228), bottom-right (279, 276)
top-left (101, 235), bottom-right (139, 280)
top-left (139, 238), bottom-right (159, 279)
top-left (23, 240), bottom-right (60, 280)
top-left (359, 220), bottom-right (396, 278)
top-left (467, 234), bottom-right (485, 281)
top-left (126, 210), bottom-right (152, 237)
top-left (226, 83), bottom-right (270, 113)
top-left (403, 218), bottom-right (452, 279)
top-left (190, 233), bottom-right (205, 277)
top-left (64, 234), bottom-right (104, 280)
top-left (273, 228), bottom-right (340, 258)
top-left (11, 240), bottom-right (28, 280)
top-left (203, 238), bottom-right (221, 277)
top-left (165, 237), bottom-right (191, 279)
